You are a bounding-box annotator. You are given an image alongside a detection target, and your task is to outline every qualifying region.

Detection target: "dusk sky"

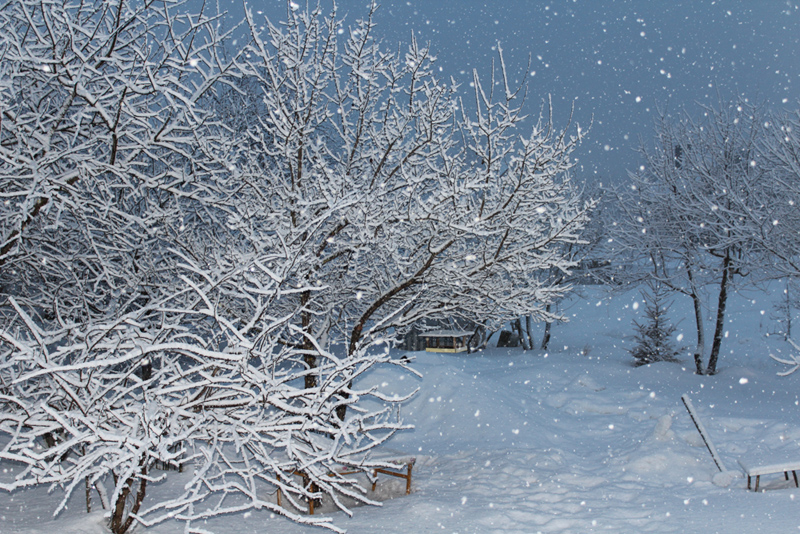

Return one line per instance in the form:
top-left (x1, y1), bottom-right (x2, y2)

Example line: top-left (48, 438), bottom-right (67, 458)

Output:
top-left (221, 0), bottom-right (800, 183)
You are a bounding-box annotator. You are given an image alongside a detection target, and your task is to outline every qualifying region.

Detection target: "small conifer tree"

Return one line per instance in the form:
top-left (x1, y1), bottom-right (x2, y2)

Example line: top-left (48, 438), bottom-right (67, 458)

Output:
top-left (630, 283), bottom-right (681, 366)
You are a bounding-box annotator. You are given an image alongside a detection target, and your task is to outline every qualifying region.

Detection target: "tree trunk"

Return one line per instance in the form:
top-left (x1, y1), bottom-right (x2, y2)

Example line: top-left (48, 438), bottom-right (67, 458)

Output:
top-left (481, 330), bottom-right (496, 350)
top-left (110, 463), bottom-right (147, 534)
top-left (525, 315), bottom-right (535, 350)
top-left (540, 303), bottom-right (553, 350)
top-left (335, 389), bottom-right (350, 422)
top-left (301, 290), bottom-right (317, 390)
top-left (85, 475), bottom-right (92, 513)
top-left (707, 252), bottom-right (733, 375)
top-left (514, 318), bottom-right (530, 350)
top-left (686, 266), bottom-right (705, 375)
top-left (786, 279), bottom-right (792, 341)
top-left (691, 290), bottom-right (705, 375)
top-left (467, 325), bottom-right (485, 353)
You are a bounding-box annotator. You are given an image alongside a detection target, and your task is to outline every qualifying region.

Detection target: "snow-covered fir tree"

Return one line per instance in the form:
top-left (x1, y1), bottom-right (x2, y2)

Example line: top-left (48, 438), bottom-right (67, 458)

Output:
top-left (629, 283), bottom-right (681, 367)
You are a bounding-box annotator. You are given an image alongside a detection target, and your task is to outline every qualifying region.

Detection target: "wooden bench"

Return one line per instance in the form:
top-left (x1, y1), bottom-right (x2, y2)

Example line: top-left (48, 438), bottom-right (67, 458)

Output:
top-left (361, 452), bottom-right (416, 496)
top-left (738, 456), bottom-right (800, 492)
top-left (330, 454), bottom-right (415, 492)
top-left (276, 449), bottom-right (416, 514)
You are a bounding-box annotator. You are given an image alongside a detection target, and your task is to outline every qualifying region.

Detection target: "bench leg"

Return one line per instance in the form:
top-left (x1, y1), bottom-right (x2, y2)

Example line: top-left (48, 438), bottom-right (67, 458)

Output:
top-left (746, 471), bottom-right (800, 492)
top-left (307, 485), bottom-right (317, 515)
top-left (296, 472), bottom-right (318, 515)
top-left (371, 462), bottom-right (414, 495)
top-left (308, 480), bottom-right (319, 515)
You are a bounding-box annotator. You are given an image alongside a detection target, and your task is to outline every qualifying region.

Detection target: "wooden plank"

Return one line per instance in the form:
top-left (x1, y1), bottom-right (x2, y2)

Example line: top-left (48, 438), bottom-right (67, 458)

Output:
top-left (681, 394), bottom-right (725, 472)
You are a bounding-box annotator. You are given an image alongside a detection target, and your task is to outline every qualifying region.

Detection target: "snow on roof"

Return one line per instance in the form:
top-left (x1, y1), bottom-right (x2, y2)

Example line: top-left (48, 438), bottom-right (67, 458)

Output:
top-left (419, 329), bottom-right (473, 337)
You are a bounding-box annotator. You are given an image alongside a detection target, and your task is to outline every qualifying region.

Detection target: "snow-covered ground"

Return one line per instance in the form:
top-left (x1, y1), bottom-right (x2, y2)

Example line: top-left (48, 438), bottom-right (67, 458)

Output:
top-left (3, 284), bottom-right (800, 533)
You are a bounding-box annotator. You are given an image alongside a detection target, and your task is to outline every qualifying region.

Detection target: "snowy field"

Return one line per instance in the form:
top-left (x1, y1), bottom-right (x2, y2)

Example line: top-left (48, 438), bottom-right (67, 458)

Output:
top-left (3, 283), bottom-right (800, 534)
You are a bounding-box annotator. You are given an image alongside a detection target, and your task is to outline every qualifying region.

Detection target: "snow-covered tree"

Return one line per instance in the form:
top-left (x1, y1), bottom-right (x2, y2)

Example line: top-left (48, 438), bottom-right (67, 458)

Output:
top-left (612, 100), bottom-right (774, 375)
top-left (236, 3), bottom-right (592, 374)
top-left (1, 249), bottom-right (417, 533)
top-left (0, 0), bottom-right (416, 531)
top-left (608, 173), bottom-right (709, 373)
top-left (0, 0), bottom-right (241, 315)
top-left (761, 108), bottom-right (800, 378)
top-left (629, 282), bottom-right (681, 366)
top-left (0, 0), bottom-right (592, 532)
top-left (759, 107), bottom-right (800, 277)
top-left (0, 0), bottom-right (248, 532)
top-left (207, 0), bottom-right (591, 523)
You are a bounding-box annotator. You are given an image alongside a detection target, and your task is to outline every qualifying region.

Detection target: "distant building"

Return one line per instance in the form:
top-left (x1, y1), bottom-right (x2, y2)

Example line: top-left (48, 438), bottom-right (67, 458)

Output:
top-left (402, 317), bottom-right (483, 352)
top-left (419, 329), bottom-right (473, 353)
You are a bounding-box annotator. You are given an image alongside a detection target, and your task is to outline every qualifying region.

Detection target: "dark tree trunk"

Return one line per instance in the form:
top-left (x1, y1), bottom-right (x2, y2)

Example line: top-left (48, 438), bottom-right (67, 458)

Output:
top-left (525, 315), bottom-right (535, 350)
top-left (540, 303), bottom-right (553, 350)
top-left (467, 326), bottom-right (485, 353)
top-left (301, 290), bottom-right (317, 390)
top-left (85, 475), bottom-right (92, 513)
top-left (110, 463), bottom-right (147, 534)
top-left (303, 353), bottom-right (317, 390)
top-left (514, 318), bottom-right (530, 350)
top-left (707, 252), bottom-right (733, 375)
top-left (686, 266), bottom-right (706, 375)
top-left (335, 389), bottom-right (350, 422)
top-left (481, 330), bottom-right (496, 350)
top-left (785, 279), bottom-right (792, 341)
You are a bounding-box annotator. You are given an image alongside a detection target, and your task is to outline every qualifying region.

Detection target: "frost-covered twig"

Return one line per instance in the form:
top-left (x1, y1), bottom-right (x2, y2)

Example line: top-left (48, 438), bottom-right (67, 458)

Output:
top-left (770, 337), bottom-right (800, 376)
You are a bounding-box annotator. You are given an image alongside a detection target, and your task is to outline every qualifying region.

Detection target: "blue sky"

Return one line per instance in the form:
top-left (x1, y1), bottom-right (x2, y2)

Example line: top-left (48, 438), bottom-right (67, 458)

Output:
top-left (219, 0), bottom-right (800, 183)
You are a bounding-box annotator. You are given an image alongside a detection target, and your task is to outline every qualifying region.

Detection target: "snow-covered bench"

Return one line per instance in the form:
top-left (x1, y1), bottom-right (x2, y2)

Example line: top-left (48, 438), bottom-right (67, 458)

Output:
top-left (737, 455), bottom-right (800, 492)
top-left (276, 443), bottom-right (416, 515)
top-left (333, 448), bottom-right (416, 495)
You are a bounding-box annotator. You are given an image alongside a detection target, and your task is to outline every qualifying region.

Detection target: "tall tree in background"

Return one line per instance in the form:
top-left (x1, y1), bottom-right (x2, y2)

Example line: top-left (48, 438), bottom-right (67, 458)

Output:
top-left (613, 100), bottom-right (774, 375)
top-left (759, 107), bottom-right (800, 277)
top-left (609, 167), bottom-right (710, 373)
top-left (759, 106), bottom-right (800, 375)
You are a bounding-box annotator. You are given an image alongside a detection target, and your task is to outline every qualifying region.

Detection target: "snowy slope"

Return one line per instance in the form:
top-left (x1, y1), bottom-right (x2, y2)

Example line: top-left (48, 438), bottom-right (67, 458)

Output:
top-left (3, 284), bottom-right (800, 533)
